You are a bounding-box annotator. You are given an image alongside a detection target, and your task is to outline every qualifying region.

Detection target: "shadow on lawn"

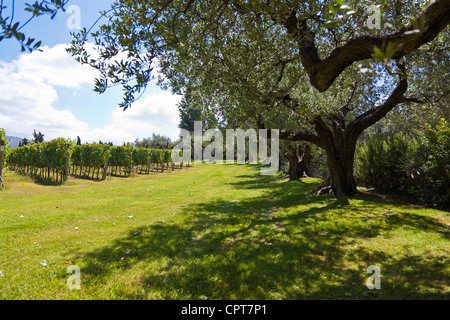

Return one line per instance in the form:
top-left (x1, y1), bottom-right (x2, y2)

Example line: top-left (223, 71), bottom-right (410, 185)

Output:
top-left (76, 165), bottom-right (449, 299)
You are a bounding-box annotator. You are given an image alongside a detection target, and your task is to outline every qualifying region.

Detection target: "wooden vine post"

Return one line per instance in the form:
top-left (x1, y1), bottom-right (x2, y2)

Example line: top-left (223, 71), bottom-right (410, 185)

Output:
top-left (64, 143), bottom-right (70, 182)
top-left (129, 146), bottom-right (133, 176)
top-left (0, 140), bottom-right (5, 190)
top-left (147, 157), bottom-right (151, 174)
top-left (103, 147), bottom-right (110, 180)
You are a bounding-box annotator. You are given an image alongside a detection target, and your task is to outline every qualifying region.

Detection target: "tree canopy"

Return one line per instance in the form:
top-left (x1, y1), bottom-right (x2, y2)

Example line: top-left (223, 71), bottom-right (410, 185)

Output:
top-left (66, 0), bottom-right (449, 195)
top-left (67, 0), bottom-right (448, 105)
top-left (3, 0), bottom-right (447, 195)
top-left (0, 0), bottom-right (68, 51)
top-left (134, 133), bottom-right (177, 149)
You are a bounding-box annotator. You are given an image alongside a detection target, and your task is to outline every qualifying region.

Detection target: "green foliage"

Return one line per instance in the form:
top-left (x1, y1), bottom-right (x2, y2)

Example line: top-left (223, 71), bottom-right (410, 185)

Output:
top-left (41, 138), bottom-right (68, 171)
top-left (178, 91), bottom-right (202, 132)
top-left (132, 147), bottom-right (151, 166)
top-left (413, 118), bottom-right (450, 207)
top-left (0, 0), bottom-right (65, 52)
top-left (109, 145), bottom-right (131, 167)
top-left (355, 133), bottom-right (418, 192)
top-left (356, 119), bottom-right (450, 207)
top-left (72, 143), bottom-right (109, 168)
top-left (131, 148), bottom-right (172, 166)
top-left (0, 128), bottom-right (7, 146)
top-left (9, 143), bottom-right (39, 169)
top-left (149, 149), bottom-right (164, 164)
top-left (134, 133), bottom-right (177, 149)
top-left (6, 138), bottom-right (70, 180)
top-left (163, 150), bottom-right (172, 164)
top-left (6, 138), bottom-right (177, 182)
top-left (0, 128), bottom-right (9, 168)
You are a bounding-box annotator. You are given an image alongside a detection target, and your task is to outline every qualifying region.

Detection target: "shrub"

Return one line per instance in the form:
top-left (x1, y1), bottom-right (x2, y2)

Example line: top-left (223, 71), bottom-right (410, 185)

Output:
top-left (355, 133), bottom-right (418, 192)
top-left (413, 119), bottom-right (450, 207)
top-left (355, 119), bottom-right (449, 208)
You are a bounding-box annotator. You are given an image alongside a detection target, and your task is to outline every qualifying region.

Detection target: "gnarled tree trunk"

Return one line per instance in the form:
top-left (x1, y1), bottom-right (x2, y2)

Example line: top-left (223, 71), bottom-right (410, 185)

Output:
top-left (280, 68), bottom-right (410, 196)
top-left (315, 137), bottom-right (357, 196)
top-left (285, 143), bottom-right (311, 180)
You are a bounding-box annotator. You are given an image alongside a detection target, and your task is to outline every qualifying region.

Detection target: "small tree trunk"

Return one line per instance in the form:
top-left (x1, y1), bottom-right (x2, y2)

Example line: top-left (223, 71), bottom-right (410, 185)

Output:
top-left (286, 153), bottom-right (300, 180)
top-left (298, 144), bottom-right (311, 178)
top-left (285, 144), bottom-right (311, 180)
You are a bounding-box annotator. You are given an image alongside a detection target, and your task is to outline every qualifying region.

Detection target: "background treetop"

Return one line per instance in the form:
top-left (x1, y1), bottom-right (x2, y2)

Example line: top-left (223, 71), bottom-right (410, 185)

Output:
top-left (65, 0), bottom-right (449, 109)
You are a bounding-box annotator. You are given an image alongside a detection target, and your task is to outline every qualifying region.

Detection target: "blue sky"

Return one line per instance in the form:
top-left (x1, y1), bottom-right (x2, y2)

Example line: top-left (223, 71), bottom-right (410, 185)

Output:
top-left (0, 0), bottom-right (182, 144)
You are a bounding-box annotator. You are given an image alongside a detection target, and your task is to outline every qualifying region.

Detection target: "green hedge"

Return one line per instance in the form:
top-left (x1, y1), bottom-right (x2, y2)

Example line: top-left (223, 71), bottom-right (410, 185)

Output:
top-left (109, 146), bottom-right (131, 167)
top-left (5, 138), bottom-right (181, 182)
top-left (356, 119), bottom-right (449, 207)
top-left (6, 138), bottom-right (70, 182)
top-left (72, 144), bottom-right (109, 168)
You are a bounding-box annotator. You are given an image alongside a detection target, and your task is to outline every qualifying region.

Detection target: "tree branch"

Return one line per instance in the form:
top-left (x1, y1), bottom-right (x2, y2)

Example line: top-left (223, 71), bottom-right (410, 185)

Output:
top-left (347, 68), bottom-right (409, 141)
top-left (402, 97), bottom-right (426, 104)
top-left (257, 114), bottom-right (324, 147)
top-left (339, 83), bottom-right (358, 116)
top-left (283, 0), bottom-right (450, 92)
top-left (279, 130), bottom-right (324, 148)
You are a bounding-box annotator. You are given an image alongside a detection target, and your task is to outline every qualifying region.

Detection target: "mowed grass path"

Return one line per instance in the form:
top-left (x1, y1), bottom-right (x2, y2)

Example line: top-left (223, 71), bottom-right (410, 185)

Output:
top-left (0, 163), bottom-right (448, 299)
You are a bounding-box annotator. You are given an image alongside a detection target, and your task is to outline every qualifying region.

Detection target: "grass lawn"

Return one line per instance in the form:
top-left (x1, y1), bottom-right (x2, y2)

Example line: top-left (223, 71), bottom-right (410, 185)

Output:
top-left (0, 163), bottom-right (448, 299)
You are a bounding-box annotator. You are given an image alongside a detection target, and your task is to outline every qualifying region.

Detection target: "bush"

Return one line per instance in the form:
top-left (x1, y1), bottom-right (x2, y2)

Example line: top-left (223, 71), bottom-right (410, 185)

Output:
top-left (132, 148), bottom-right (151, 166)
top-left (413, 119), bottom-right (450, 207)
top-left (356, 119), bottom-right (449, 208)
top-left (305, 145), bottom-right (328, 179)
top-left (355, 133), bottom-right (418, 193)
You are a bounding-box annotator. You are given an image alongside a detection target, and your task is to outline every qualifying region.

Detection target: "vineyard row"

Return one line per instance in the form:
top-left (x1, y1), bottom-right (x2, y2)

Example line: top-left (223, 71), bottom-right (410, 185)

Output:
top-left (5, 138), bottom-right (188, 183)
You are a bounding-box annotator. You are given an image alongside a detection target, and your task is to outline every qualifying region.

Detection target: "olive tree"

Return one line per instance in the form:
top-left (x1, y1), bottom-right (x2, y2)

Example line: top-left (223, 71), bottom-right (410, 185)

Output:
top-left (65, 0), bottom-right (449, 195)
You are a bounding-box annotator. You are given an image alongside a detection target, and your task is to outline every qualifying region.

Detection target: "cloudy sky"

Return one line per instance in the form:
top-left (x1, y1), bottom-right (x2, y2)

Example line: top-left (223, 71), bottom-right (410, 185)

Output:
top-left (0, 0), bottom-right (182, 145)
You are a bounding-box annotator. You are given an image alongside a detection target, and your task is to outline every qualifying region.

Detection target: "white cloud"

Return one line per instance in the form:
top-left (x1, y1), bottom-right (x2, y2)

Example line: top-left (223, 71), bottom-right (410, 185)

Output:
top-left (0, 44), bottom-right (181, 145)
top-left (13, 43), bottom-right (99, 88)
top-left (0, 44), bottom-right (92, 139)
top-left (86, 91), bottom-right (182, 144)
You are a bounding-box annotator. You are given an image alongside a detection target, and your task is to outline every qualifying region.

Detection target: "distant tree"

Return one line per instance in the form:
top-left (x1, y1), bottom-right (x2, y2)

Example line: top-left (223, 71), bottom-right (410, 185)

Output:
top-left (178, 90), bottom-right (201, 133)
top-left (178, 87), bottom-right (220, 133)
top-left (135, 133), bottom-right (177, 149)
top-left (21, 138), bottom-right (29, 146)
top-left (32, 130), bottom-right (44, 144)
top-left (76, 136), bottom-right (81, 145)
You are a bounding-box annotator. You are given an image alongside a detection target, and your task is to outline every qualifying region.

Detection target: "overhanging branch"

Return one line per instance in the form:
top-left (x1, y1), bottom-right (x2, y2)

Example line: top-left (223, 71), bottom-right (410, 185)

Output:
top-left (346, 68), bottom-right (409, 141)
top-left (283, 0), bottom-right (450, 92)
top-left (279, 130), bottom-right (324, 148)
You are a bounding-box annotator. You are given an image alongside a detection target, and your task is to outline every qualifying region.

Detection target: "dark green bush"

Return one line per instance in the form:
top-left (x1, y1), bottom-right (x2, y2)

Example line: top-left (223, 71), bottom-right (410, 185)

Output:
top-left (356, 119), bottom-right (449, 208)
top-left (413, 119), bottom-right (450, 207)
top-left (355, 133), bottom-right (418, 192)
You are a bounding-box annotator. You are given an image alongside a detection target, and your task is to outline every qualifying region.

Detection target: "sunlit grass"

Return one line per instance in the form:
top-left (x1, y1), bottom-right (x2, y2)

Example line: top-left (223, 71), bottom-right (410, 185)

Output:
top-left (0, 163), bottom-right (448, 299)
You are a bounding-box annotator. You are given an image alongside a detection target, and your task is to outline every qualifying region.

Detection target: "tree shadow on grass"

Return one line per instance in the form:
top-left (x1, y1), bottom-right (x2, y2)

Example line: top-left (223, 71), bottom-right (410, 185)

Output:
top-left (74, 165), bottom-right (449, 299)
